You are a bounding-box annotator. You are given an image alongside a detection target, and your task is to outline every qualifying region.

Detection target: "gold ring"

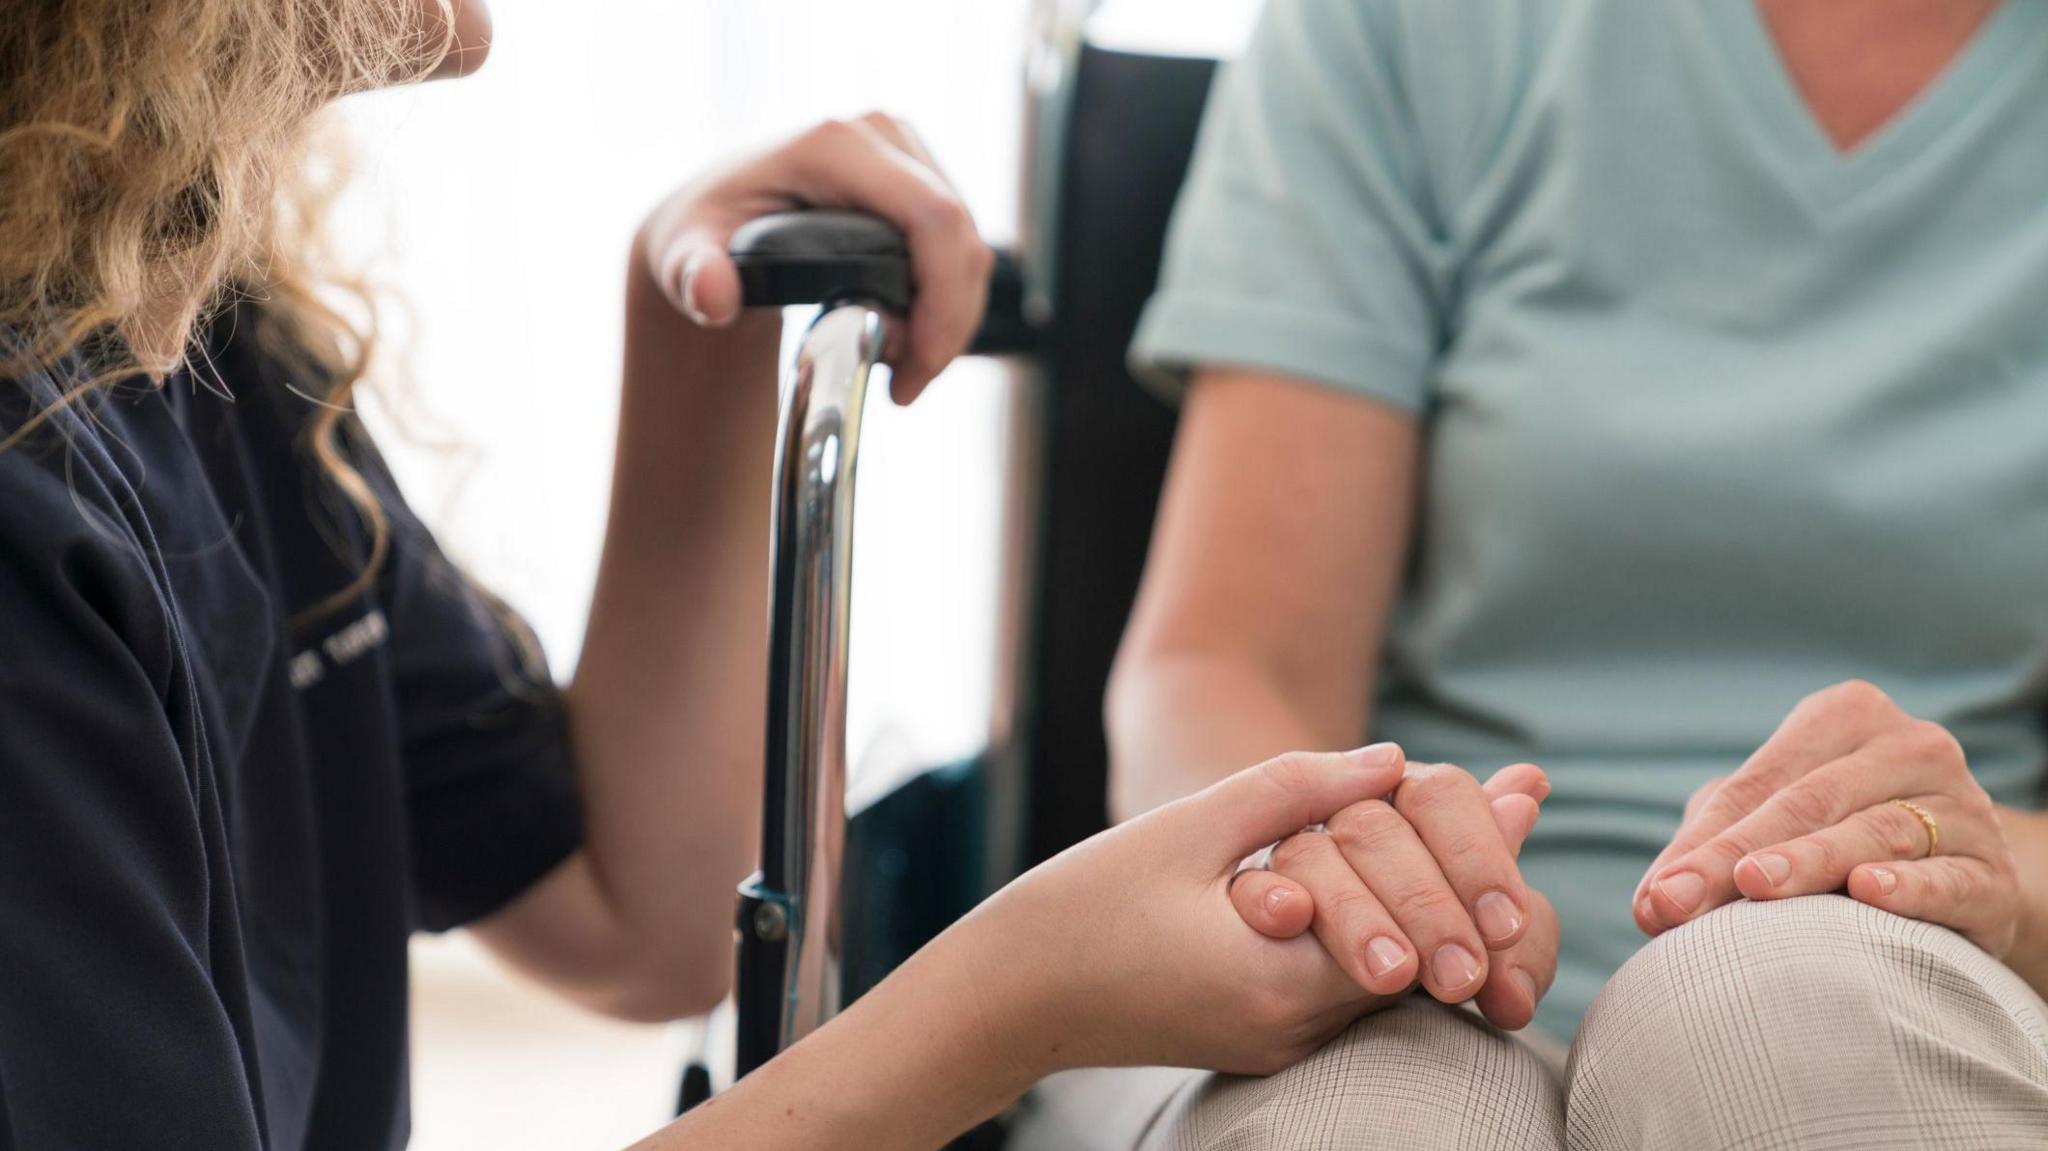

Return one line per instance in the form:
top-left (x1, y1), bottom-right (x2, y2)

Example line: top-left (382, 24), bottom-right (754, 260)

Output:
top-left (1888, 798), bottom-right (1939, 859)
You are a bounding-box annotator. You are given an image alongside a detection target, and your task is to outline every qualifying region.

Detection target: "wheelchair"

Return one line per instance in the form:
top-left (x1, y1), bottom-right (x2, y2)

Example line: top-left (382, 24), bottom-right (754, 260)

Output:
top-left (694, 2), bottom-right (1248, 1138)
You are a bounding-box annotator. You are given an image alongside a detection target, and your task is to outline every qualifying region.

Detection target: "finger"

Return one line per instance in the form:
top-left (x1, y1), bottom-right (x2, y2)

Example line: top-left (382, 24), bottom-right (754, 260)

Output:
top-left (1492, 794), bottom-right (1541, 858)
top-left (776, 120), bottom-right (989, 402)
top-left (1732, 795), bottom-right (1964, 902)
top-left (1848, 855), bottom-right (2019, 955)
top-left (1472, 890), bottom-right (1558, 1032)
top-left (1268, 832), bottom-right (1418, 996)
top-left (648, 223), bottom-right (748, 328)
top-left (1632, 775), bottom-right (1726, 915)
top-left (1638, 681), bottom-right (1900, 903)
top-left (1393, 763), bottom-right (1532, 951)
top-left (1483, 762), bottom-right (1550, 805)
top-left (1682, 775), bottom-right (1727, 825)
top-left (1642, 731), bottom-right (1957, 931)
top-left (1325, 798), bottom-right (1490, 1003)
top-left (1191, 743), bottom-right (1407, 868)
top-left (1228, 870), bottom-right (1314, 940)
top-left (854, 112), bottom-right (955, 193)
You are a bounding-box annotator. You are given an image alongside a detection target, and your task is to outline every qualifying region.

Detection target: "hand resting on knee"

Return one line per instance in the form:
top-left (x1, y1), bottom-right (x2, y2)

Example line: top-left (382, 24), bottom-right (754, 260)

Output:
top-left (1229, 750), bottom-right (1561, 1031)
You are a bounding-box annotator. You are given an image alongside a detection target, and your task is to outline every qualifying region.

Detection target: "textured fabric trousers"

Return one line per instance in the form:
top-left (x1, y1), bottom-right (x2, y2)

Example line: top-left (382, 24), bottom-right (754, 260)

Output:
top-left (1012, 896), bottom-right (2048, 1150)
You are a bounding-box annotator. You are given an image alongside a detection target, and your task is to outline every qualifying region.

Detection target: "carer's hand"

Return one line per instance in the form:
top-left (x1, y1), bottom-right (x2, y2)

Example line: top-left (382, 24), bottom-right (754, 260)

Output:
top-left (1635, 680), bottom-right (2023, 959)
top-left (639, 113), bottom-right (993, 402)
top-left (964, 746), bottom-right (1409, 1077)
top-left (1234, 755), bottom-right (1558, 1030)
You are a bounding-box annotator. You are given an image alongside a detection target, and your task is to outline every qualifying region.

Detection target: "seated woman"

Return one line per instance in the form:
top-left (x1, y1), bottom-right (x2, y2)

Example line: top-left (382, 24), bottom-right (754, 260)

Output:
top-left (1099, 0), bottom-right (2048, 1146)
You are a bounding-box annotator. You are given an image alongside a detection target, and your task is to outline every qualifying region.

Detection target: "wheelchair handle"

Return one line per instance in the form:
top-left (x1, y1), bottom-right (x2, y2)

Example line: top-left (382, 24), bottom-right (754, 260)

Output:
top-left (730, 209), bottom-right (913, 313)
top-left (732, 211), bottom-right (901, 1078)
top-left (727, 210), bottom-right (1033, 1083)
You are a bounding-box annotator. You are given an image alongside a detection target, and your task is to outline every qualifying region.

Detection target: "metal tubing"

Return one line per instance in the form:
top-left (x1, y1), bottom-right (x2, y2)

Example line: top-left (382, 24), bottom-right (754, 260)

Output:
top-left (736, 300), bottom-right (893, 1077)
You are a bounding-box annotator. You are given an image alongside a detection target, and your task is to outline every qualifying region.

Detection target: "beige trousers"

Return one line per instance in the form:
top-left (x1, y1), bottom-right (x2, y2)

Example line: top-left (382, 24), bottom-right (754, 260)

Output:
top-left (1012, 896), bottom-right (2048, 1150)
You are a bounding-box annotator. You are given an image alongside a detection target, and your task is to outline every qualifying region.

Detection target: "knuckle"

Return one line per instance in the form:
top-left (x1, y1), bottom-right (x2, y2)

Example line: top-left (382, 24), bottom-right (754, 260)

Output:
top-left (1326, 800), bottom-right (1398, 852)
top-left (1874, 807), bottom-right (1926, 859)
top-left (907, 187), bottom-right (969, 230)
top-left (1388, 885), bottom-right (1468, 934)
top-left (1258, 752), bottom-right (1320, 801)
top-left (1697, 835), bottom-right (1750, 871)
top-left (1802, 834), bottom-right (1846, 878)
top-left (1393, 764), bottom-right (1475, 818)
top-left (1824, 678), bottom-right (1894, 714)
top-left (806, 117), bottom-right (860, 147)
top-left (1775, 777), bottom-right (1843, 829)
top-left (1323, 885), bottom-right (1380, 925)
top-left (1713, 772), bottom-right (1779, 817)
top-left (1904, 720), bottom-right (1966, 768)
top-left (1267, 832), bottom-right (1323, 874)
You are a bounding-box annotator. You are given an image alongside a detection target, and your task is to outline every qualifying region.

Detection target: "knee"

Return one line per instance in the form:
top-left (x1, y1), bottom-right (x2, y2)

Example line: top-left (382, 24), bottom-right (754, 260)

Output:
top-left (1589, 894), bottom-right (1890, 1038)
top-left (1568, 894), bottom-right (2046, 1149)
top-left (1154, 1000), bottom-right (1562, 1151)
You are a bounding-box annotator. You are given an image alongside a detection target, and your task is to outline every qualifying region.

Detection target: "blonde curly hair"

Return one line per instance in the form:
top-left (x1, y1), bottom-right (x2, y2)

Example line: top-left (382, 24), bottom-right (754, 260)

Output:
top-left (0, 0), bottom-right (455, 621)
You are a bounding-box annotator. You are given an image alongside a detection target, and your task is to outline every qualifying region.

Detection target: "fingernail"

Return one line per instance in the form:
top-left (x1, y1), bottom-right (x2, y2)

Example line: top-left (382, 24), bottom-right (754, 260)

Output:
top-left (1512, 969), bottom-right (1538, 1006)
top-left (1869, 866), bottom-right (1898, 896)
top-left (1635, 895), bottom-right (1656, 925)
top-left (1475, 891), bottom-right (1523, 945)
top-left (1348, 742), bottom-right (1401, 769)
top-left (1264, 886), bottom-right (1293, 916)
top-left (1655, 870), bottom-right (1706, 916)
top-left (1432, 943), bottom-right (1481, 991)
top-left (1364, 936), bottom-right (1408, 980)
top-left (1743, 852), bottom-right (1791, 888)
top-left (677, 254), bottom-right (709, 322)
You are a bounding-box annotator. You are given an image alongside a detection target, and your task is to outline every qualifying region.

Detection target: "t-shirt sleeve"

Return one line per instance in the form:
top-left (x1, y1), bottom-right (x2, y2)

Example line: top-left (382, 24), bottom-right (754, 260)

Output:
top-left (0, 473), bottom-right (264, 1149)
top-left (1129, 0), bottom-right (1454, 411)
top-left (364, 450), bottom-right (586, 933)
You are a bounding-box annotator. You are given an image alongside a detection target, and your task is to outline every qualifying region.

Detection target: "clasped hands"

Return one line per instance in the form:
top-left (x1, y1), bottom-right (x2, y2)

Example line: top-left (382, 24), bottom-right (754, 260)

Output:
top-left (1229, 746), bottom-right (1558, 1031)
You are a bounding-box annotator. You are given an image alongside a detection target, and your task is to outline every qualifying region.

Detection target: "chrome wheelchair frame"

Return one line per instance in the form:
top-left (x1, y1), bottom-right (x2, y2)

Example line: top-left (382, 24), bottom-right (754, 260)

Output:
top-left (711, 1), bottom-right (1239, 1121)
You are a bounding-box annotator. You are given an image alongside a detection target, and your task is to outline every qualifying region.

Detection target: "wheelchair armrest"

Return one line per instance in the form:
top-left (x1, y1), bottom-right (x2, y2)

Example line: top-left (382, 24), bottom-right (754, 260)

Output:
top-left (729, 210), bottom-right (1036, 353)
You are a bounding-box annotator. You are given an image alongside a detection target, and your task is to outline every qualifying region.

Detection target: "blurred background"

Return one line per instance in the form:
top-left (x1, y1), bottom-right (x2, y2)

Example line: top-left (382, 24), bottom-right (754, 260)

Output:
top-left (330, 2), bottom-right (1252, 1147)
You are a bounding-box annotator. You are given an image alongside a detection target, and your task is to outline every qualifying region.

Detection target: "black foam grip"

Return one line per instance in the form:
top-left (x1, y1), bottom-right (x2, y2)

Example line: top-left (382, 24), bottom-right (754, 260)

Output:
top-left (730, 210), bottom-right (912, 312)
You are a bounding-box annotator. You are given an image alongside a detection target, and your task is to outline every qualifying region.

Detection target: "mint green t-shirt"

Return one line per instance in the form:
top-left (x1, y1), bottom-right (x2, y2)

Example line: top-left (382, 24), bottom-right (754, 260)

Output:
top-left (1132, 0), bottom-right (2048, 1037)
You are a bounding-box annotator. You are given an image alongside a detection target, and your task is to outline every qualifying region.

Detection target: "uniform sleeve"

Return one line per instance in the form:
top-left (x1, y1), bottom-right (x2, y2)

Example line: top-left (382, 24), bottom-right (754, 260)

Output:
top-left (365, 451), bottom-right (587, 933)
top-left (1129, 0), bottom-right (1455, 411)
top-left (0, 482), bottom-right (264, 1149)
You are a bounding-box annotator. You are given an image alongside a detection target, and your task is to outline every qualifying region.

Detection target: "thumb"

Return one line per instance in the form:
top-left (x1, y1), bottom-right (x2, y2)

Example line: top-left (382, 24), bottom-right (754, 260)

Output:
top-left (1188, 744), bottom-right (1407, 867)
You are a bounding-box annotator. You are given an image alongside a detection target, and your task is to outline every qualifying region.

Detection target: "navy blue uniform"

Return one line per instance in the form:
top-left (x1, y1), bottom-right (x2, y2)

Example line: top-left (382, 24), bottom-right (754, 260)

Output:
top-left (0, 310), bottom-right (584, 1150)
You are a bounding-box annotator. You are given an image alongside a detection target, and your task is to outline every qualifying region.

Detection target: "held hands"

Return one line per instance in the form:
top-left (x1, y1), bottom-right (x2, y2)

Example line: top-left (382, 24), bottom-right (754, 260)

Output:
top-left (1636, 680), bottom-right (2025, 960)
top-left (963, 746), bottom-right (1411, 1078)
top-left (638, 113), bottom-right (993, 402)
top-left (1230, 750), bottom-right (1559, 1031)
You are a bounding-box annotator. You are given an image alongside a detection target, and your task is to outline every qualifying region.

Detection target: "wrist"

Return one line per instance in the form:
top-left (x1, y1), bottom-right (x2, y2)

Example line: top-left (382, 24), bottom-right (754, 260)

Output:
top-left (928, 898), bottom-right (1071, 1091)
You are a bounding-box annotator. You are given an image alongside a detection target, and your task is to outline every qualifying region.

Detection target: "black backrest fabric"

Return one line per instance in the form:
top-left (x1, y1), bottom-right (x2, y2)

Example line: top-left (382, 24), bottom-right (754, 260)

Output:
top-left (1024, 46), bottom-right (1219, 864)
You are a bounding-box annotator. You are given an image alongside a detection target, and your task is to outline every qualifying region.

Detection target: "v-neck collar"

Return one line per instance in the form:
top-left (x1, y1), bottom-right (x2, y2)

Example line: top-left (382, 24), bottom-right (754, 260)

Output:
top-left (1694, 0), bottom-right (2048, 210)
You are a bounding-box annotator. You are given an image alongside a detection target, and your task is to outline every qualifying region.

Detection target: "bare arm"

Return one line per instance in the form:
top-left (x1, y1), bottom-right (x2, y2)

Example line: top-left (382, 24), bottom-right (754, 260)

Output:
top-left (466, 256), bottom-right (780, 1020)
top-left (467, 116), bottom-right (992, 1021)
top-left (630, 747), bottom-right (1412, 1150)
top-left (1106, 369), bottom-right (1420, 820)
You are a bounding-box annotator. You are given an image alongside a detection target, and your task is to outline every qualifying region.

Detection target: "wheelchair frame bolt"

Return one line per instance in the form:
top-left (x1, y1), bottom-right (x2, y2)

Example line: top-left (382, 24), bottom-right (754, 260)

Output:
top-left (753, 902), bottom-right (789, 942)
